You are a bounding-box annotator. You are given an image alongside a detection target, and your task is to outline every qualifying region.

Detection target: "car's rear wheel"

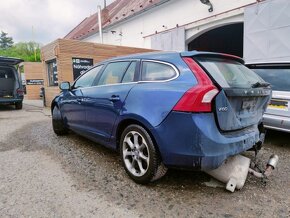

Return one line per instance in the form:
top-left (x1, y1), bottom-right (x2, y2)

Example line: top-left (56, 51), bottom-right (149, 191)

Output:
top-left (15, 102), bottom-right (22, 110)
top-left (52, 106), bottom-right (68, 135)
top-left (120, 124), bottom-right (167, 184)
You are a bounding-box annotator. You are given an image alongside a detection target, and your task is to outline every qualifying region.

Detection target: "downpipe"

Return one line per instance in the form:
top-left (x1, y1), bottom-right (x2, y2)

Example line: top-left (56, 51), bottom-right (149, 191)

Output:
top-left (205, 154), bottom-right (279, 192)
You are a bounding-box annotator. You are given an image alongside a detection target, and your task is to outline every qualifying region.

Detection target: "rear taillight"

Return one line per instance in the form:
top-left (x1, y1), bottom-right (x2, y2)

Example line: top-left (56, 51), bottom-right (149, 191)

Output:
top-left (16, 89), bottom-right (24, 95)
top-left (173, 57), bottom-right (219, 112)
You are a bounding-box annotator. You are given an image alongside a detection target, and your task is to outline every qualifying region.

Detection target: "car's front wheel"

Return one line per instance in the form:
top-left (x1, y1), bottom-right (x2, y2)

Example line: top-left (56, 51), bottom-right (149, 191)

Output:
top-left (120, 124), bottom-right (167, 184)
top-left (52, 106), bottom-right (68, 136)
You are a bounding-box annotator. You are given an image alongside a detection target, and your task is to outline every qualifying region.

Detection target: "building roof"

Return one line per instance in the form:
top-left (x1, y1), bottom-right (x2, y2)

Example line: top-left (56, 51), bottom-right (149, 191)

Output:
top-left (64, 0), bottom-right (170, 40)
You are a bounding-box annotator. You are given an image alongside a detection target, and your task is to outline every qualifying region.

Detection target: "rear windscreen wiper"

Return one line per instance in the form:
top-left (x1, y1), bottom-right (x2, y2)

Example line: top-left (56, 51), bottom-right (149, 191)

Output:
top-left (252, 82), bottom-right (270, 88)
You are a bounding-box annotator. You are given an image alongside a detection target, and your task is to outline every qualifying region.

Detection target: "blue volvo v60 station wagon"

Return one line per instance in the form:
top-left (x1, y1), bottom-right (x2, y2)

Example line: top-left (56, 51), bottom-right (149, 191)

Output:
top-left (52, 51), bottom-right (271, 184)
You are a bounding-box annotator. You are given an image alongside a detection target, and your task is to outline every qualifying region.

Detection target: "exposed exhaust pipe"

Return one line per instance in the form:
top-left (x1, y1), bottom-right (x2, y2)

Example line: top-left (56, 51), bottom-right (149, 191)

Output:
top-left (205, 154), bottom-right (279, 192)
top-left (97, 5), bottom-right (103, 44)
top-left (248, 154), bottom-right (279, 178)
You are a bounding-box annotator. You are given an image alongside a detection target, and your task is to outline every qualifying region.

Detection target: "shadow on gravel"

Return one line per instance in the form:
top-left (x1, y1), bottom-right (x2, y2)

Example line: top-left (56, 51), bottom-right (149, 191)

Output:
top-left (1, 120), bottom-right (289, 217)
top-left (0, 105), bottom-right (17, 111)
top-left (264, 130), bottom-right (290, 149)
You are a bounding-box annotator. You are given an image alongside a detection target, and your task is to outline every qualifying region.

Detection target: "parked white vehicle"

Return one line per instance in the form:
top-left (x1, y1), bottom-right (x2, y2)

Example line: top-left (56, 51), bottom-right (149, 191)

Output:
top-left (249, 64), bottom-right (290, 133)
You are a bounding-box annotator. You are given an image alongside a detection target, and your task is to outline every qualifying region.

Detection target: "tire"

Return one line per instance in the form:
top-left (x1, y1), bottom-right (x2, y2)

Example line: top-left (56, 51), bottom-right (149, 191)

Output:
top-left (52, 106), bottom-right (68, 136)
top-left (15, 102), bottom-right (23, 110)
top-left (120, 124), bottom-right (167, 184)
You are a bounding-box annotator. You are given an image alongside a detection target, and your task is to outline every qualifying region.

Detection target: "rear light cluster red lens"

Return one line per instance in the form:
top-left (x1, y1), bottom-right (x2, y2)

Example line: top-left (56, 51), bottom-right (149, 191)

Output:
top-left (173, 57), bottom-right (219, 112)
top-left (16, 89), bottom-right (24, 95)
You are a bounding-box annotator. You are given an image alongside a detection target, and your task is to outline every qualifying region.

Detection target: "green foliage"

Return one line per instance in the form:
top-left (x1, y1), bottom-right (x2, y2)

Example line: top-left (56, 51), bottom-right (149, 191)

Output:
top-left (0, 41), bottom-right (41, 62)
top-left (0, 31), bottom-right (13, 49)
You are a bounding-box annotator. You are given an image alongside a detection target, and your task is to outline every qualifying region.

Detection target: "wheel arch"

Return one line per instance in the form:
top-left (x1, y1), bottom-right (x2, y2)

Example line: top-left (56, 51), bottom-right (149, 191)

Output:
top-left (115, 117), bottom-right (162, 159)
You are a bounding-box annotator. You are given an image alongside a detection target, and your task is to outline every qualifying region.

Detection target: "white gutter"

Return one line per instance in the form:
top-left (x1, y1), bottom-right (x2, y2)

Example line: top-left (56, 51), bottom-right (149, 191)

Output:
top-left (97, 5), bottom-right (103, 44)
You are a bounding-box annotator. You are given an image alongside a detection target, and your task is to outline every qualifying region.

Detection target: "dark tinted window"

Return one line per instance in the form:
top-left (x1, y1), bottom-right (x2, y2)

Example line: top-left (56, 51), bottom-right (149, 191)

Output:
top-left (122, 62), bottom-right (136, 83)
top-left (0, 69), bottom-right (14, 78)
top-left (47, 59), bottom-right (58, 87)
top-left (142, 61), bottom-right (177, 81)
top-left (74, 65), bottom-right (103, 88)
top-left (252, 68), bottom-right (290, 91)
top-left (197, 57), bottom-right (264, 88)
top-left (98, 62), bottom-right (130, 85)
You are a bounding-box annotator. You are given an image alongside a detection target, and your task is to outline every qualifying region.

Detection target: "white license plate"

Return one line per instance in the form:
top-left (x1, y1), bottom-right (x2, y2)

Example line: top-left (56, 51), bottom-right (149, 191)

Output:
top-left (242, 100), bottom-right (256, 109)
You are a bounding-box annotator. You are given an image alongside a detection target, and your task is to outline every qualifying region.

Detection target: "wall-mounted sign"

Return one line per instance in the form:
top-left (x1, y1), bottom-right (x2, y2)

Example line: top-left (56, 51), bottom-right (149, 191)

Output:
top-left (26, 79), bottom-right (44, 85)
top-left (72, 57), bottom-right (93, 80)
top-left (47, 59), bottom-right (58, 86)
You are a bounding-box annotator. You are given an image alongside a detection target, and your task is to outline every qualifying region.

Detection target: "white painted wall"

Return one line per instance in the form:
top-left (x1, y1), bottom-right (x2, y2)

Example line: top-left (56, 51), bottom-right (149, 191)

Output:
top-left (83, 0), bottom-right (257, 50)
top-left (244, 0), bottom-right (290, 64)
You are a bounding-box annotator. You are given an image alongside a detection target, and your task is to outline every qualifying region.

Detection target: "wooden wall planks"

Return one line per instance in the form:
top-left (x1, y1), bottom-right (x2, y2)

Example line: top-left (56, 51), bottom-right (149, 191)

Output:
top-left (20, 62), bottom-right (43, 100)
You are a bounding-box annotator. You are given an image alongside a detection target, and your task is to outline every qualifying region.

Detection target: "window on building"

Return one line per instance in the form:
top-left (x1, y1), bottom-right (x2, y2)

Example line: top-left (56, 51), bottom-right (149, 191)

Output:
top-left (98, 61), bottom-right (130, 86)
top-left (74, 65), bottom-right (103, 88)
top-left (141, 61), bottom-right (177, 81)
top-left (47, 59), bottom-right (58, 86)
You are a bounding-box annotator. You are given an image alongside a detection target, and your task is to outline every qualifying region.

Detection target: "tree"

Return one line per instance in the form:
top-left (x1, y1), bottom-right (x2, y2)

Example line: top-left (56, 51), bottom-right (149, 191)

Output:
top-left (0, 31), bottom-right (14, 49)
top-left (0, 41), bottom-right (41, 62)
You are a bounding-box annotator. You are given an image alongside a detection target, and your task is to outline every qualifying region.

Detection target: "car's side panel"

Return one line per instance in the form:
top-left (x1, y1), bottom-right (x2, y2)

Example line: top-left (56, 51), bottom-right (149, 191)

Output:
top-left (59, 89), bottom-right (85, 130)
top-left (81, 83), bottom-right (136, 145)
top-left (117, 57), bottom-right (197, 128)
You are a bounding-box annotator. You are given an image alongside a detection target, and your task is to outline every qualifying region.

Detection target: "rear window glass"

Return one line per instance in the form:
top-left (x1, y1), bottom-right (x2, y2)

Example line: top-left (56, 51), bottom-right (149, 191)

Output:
top-left (196, 57), bottom-right (264, 88)
top-left (0, 69), bottom-right (14, 79)
top-left (252, 68), bottom-right (290, 92)
top-left (142, 61), bottom-right (177, 81)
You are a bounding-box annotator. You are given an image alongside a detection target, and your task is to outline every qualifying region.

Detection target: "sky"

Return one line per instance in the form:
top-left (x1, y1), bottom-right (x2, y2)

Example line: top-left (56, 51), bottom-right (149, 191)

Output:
top-left (0, 0), bottom-right (115, 45)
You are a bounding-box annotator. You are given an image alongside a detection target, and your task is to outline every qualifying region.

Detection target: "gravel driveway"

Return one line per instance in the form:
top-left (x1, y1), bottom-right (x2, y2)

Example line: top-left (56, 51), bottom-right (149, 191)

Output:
top-left (0, 102), bottom-right (289, 217)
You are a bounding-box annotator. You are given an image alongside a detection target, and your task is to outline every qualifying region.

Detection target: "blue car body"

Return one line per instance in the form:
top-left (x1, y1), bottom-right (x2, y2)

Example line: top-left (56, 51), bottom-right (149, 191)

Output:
top-left (52, 51), bottom-right (271, 171)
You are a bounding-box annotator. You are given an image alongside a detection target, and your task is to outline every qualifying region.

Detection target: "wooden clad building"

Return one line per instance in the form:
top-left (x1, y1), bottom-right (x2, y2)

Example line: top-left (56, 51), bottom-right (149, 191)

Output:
top-left (19, 62), bottom-right (43, 100)
top-left (41, 39), bottom-right (153, 106)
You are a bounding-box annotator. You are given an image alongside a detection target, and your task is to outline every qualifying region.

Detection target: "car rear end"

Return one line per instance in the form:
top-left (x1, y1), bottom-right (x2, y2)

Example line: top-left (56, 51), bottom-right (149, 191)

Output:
top-left (155, 52), bottom-right (271, 171)
top-left (249, 64), bottom-right (290, 132)
top-left (0, 57), bottom-right (24, 109)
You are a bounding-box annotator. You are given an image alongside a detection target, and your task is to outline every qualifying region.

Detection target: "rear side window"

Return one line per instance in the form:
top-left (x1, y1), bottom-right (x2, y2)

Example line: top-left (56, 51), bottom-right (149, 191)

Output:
top-left (122, 62), bottom-right (136, 83)
top-left (98, 62), bottom-right (130, 85)
top-left (252, 68), bottom-right (290, 91)
top-left (196, 57), bottom-right (264, 88)
top-left (141, 61), bottom-right (177, 81)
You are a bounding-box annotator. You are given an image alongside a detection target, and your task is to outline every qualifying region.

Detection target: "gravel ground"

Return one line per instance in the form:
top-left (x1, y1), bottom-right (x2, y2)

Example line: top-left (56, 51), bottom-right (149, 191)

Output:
top-left (0, 102), bottom-right (289, 217)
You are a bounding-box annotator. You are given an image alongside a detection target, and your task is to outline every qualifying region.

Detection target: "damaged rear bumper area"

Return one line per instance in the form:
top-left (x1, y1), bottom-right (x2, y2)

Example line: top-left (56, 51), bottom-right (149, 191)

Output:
top-left (155, 112), bottom-right (262, 170)
top-left (206, 154), bottom-right (278, 192)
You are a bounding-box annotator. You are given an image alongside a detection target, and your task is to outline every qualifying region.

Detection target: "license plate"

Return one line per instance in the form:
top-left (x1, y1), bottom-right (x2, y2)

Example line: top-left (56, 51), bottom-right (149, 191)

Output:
top-left (268, 99), bottom-right (288, 111)
top-left (242, 100), bottom-right (256, 109)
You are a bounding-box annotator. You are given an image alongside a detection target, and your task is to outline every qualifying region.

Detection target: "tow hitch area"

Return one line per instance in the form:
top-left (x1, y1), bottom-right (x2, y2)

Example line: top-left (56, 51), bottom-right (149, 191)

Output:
top-left (205, 154), bottom-right (279, 192)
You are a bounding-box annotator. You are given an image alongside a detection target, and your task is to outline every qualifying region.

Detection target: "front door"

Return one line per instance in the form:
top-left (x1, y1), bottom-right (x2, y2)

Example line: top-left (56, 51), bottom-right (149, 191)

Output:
top-left (81, 61), bottom-right (138, 144)
top-left (60, 65), bottom-right (104, 132)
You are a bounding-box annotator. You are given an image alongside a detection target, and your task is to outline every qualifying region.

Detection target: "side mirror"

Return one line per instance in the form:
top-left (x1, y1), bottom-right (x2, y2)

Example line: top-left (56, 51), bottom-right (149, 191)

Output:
top-left (59, 81), bottom-right (71, 91)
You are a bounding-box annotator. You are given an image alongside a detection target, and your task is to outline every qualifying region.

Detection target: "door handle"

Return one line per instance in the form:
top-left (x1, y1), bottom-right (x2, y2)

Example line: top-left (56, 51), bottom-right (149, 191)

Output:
top-left (109, 95), bottom-right (120, 102)
top-left (77, 98), bottom-right (83, 103)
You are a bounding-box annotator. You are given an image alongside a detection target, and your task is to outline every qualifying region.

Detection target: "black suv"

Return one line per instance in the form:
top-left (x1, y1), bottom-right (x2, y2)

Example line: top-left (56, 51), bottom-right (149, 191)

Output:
top-left (0, 57), bottom-right (24, 109)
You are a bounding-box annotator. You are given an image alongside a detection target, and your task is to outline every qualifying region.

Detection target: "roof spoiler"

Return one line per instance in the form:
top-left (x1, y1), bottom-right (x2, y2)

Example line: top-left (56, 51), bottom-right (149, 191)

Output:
top-left (180, 51), bottom-right (244, 64)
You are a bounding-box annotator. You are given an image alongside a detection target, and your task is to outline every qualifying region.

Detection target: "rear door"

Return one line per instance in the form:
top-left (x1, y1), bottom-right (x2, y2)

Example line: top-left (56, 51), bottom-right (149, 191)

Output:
top-left (81, 61), bottom-right (138, 143)
top-left (195, 56), bottom-right (271, 131)
top-left (0, 57), bottom-right (23, 66)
